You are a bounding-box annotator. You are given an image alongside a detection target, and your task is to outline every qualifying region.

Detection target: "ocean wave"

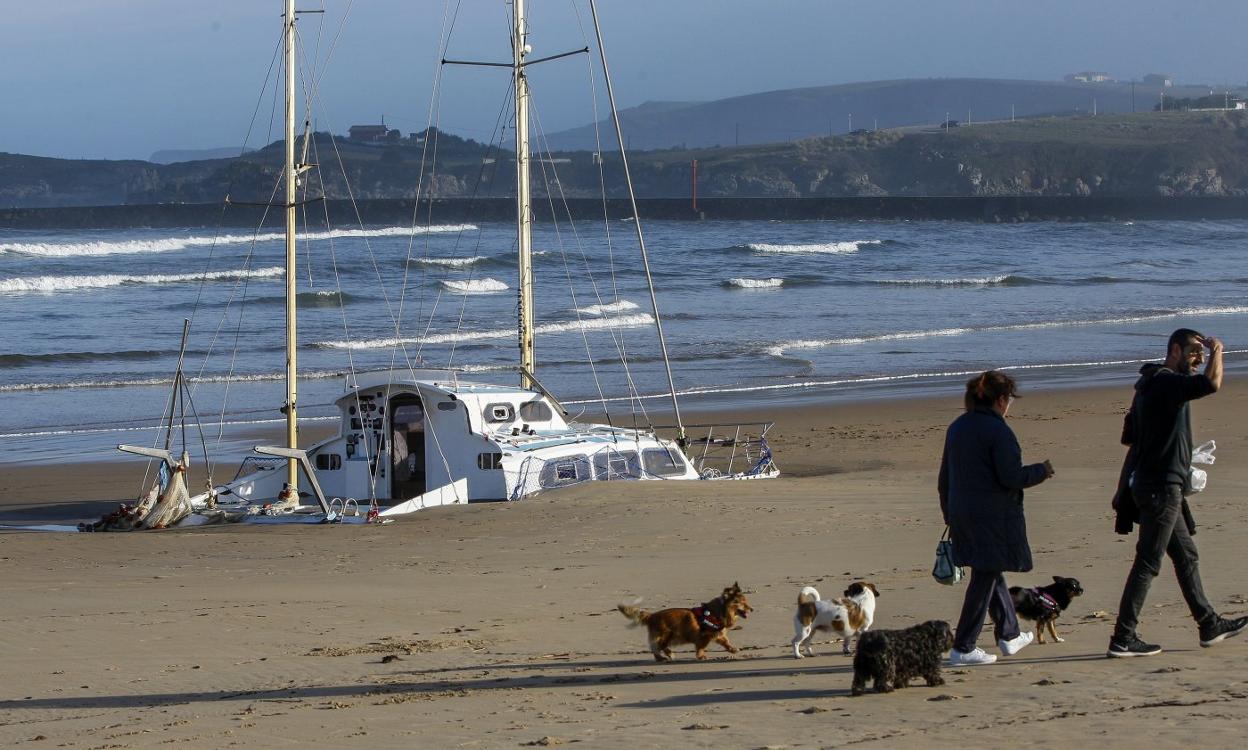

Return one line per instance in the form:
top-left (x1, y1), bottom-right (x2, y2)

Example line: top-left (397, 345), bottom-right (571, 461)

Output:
top-left (316, 312), bottom-right (655, 350)
top-left (874, 275), bottom-right (1016, 287)
top-left (410, 255), bottom-right (489, 268)
top-left (576, 300), bottom-right (639, 315)
top-left (763, 305), bottom-right (1248, 357)
top-left (0, 267), bottom-right (285, 294)
top-left (439, 278), bottom-right (508, 294)
top-left (0, 225), bottom-right (476, 258)
top-left (0, 349), bottom-right (171, 368)
top-left (747, 240), bottom-right (883, 254)
top-left (724, 277), bottom-right (784, 289)
top-left (0, 368), bottom-right (350, 393)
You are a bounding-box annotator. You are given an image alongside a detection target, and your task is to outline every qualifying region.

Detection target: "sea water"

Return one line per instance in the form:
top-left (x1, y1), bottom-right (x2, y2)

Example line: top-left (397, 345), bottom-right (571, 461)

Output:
top-left (1, 218), bottom-right (1245, 464)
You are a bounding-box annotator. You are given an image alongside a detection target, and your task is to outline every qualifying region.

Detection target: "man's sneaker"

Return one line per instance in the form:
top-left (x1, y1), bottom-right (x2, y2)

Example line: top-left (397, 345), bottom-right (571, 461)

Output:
top-left (1199, 615), bottom-right (1248, 647)
top-left (948, 647), bottom-right (997, 666)
top-left (1107, 635), bottom-right (1162, 658)
top-left (998, 630), bottom-right (1034, 656)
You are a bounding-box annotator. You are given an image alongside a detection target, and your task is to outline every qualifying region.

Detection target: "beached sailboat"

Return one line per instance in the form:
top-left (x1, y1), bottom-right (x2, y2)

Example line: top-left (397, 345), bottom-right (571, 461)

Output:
top-left (104, 0), bottom-right (777, 528)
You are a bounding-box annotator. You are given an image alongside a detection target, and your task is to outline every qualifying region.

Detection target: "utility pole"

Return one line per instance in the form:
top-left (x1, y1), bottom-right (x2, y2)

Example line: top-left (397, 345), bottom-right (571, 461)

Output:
top-left (691, 159), bottom-right (698, 213)
top-left (873, 117), bottom-right (878, 131)
top-left (1011, 104), bottom-right (1015, 122)
top-left (945, 111), bottom-right (950, 133)
top-left (1093, 97), bottom-right (1097, 116)
top-left (848, 113), bottom-right (853, 132)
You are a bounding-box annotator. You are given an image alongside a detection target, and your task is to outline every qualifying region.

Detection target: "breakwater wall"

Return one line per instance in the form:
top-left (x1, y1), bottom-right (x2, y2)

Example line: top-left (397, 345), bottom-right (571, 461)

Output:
top-left (6, 196), bottom-right (1248, 229)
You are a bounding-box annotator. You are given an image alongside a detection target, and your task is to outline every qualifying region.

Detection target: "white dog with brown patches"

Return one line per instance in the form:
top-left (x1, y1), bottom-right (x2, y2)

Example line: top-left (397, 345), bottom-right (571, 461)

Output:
top-left (791, 581), bottom-right (880, 657)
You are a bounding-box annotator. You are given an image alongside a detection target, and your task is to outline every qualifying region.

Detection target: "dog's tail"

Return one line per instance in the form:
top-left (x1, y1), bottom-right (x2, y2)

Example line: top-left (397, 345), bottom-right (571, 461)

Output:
top-left (798, 586), bottom-right (821, 606)
top-left (617, 598), bottom-right (650, 627)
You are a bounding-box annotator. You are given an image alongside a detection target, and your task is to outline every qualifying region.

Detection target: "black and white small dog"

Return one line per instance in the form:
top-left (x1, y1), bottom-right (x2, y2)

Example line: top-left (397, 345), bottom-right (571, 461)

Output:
top-left (850, 620), bottom-right (953, 696)
top-left (1009, 576), bottom-right (1084, 644)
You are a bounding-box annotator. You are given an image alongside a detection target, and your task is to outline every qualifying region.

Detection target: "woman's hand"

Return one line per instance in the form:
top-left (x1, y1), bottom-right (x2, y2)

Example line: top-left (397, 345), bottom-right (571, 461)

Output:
top-left (1043, 459), bottom-right (1055, 479)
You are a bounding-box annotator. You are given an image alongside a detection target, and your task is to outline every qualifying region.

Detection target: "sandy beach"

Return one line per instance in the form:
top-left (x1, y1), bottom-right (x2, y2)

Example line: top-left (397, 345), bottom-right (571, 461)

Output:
top-left (2, 379), bottom-right (1246, 748)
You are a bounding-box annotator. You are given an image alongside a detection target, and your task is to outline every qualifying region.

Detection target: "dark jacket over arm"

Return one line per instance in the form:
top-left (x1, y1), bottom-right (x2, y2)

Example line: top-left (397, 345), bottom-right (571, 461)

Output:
top-left (938, 406), bottom-right (1048, 572)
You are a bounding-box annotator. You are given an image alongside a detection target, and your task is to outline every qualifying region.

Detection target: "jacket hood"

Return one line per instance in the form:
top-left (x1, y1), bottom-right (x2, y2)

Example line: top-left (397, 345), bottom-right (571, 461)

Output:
top-left (1134, 362), bottom-right (1167, 391)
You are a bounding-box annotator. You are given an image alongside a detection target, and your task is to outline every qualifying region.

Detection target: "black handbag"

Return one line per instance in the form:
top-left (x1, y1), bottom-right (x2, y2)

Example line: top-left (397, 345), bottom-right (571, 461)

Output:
top-left (932, 526), bottom-right (963, 585)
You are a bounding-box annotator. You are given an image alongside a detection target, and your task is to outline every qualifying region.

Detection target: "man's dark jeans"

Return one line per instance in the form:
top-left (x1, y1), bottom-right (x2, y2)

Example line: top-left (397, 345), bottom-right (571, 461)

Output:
top-left (954, 569), bottom-right (1020, 653)
top-left (1113, 483), bottom-right (1217, 641)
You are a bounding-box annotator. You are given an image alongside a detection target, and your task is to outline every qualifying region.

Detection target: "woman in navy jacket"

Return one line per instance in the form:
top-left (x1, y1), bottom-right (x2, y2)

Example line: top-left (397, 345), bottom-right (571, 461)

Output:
top-left (938, 370), bottom-right (1054, 665)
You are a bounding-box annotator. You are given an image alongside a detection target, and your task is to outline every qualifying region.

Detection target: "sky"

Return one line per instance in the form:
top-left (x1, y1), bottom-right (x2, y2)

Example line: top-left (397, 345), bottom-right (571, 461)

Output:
top-left (3, 0), bottom-right (1247, 161)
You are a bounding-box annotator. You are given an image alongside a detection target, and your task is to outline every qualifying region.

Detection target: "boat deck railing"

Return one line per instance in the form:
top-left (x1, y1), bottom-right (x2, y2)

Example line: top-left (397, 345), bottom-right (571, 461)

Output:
top-left (655, 421), bottom-right (777, 479)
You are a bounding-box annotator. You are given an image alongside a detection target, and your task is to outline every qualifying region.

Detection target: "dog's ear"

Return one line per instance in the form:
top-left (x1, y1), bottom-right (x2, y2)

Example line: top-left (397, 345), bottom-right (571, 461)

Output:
top-left (867, 583), bottom-right (880, 598)
top-left (1053, 575), bottom-right (1063, 583)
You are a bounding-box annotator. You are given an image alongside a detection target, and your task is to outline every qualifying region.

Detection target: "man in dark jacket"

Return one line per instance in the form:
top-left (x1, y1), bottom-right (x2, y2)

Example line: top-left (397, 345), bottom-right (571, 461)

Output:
top-left (1108, 329), bottom-right (1248, 657)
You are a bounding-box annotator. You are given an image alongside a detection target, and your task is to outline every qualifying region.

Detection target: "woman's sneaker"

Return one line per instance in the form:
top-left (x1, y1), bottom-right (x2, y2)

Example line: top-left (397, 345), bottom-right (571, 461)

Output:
top-left (1199, 615), bottom-right (1248, 647)
top-left (948, 647), bottom-right (997, 666)
top-left (1107, 635), bottom-right (1162, 657)
top-left (998, 630), bottom-right (1034, 656)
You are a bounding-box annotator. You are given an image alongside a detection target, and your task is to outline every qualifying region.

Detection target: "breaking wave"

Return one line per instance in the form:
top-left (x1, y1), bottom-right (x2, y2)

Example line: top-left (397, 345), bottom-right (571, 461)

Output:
top-left (0, 267), bottom-right (285, 294)
top-left (316, 312), bottom-right (655, 350)
top-left (0, 368), bottom-right (350, 393)
top-left (874, 275), bottom-right (1015, 287)
top-left (0, 225), bottom-right (476, 258)
top-left (576, 300), bottom-right (639, 315)
top-left (724, 277), bottom-right (784, 289)
top-left (439, 278), bottom-right (508, 294)
top-left (763, 305), bottom-right (1248, 357)
top-left (411, 255), bottom-right (488, 268)
top-left (747, 240), bottom-right (883, 254)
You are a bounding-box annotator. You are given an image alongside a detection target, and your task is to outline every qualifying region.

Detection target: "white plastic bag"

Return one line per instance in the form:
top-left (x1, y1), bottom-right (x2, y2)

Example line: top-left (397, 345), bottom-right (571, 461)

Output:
top-left (1189, 440), bottom-right (1216, 493)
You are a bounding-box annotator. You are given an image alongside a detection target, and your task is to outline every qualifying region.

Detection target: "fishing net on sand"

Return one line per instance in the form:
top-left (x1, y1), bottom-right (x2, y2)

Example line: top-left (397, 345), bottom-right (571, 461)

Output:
top-left (79, 455), bottom-right (194, 531)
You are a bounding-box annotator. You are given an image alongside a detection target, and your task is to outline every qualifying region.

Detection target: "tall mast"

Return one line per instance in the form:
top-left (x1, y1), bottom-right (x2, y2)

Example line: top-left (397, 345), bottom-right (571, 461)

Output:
top-left (283, 0), bottom-right (299, 488)
top-left (514, 0), bottom-right (535, 389)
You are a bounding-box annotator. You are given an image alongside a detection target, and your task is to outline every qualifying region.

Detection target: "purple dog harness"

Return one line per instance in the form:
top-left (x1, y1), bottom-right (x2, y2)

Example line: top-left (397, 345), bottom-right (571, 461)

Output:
top-left (1030, 588), bottom-right (1062, 616)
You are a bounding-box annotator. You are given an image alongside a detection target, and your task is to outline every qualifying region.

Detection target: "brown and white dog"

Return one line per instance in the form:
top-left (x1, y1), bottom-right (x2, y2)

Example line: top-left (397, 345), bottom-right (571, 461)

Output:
top-left (618, 582), bottom-right (753, 662)
top-left (792, 581), bottom-right (880, 657)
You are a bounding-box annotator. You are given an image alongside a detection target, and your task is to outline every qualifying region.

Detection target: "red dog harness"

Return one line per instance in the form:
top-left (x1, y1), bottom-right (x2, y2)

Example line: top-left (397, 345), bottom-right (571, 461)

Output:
top-left (691, 606), bottom-right (723, 633)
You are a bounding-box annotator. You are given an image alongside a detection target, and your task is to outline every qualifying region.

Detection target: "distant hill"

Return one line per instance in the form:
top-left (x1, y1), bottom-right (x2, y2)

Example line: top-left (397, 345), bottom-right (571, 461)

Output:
top-left (544, 78), bottom-right (1245, 151)
top-left (5, 110), bottom-right (1248, 207)
top-left (149, 147), bottom-right (254, 164)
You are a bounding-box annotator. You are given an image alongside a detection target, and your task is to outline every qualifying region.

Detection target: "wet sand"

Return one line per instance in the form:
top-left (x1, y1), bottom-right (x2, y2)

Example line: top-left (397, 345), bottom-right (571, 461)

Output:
top-left (2, 380), bottom-right (1246, 748)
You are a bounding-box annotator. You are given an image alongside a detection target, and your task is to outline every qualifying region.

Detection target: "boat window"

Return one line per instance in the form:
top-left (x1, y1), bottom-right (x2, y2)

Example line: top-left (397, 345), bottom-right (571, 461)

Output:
top-left (539, 455), bottom-right (591, 488)
top-left (393, 403), bottom-right (424, 424)
top-left (484, 403), bottom-right (514, 423)
top-left (642, 447), bottom-right (688, 477)
top-left (518, 401), bottom-right (552, 422)
top-left (437, 401), bottom-right (458, 412)
top-left (477, 452), bottom-right (503, 470)
top-left (593, 450), bottom-right (640, 480)
top-left (314, 453), bottom-right (342, 471)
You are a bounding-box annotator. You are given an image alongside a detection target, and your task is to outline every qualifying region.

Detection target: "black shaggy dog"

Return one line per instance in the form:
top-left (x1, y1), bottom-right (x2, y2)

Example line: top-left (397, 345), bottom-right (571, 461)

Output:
top-left (851, 620), bottom-right (953, 696)
top-left (1009, 576), bottom-right (1084, 644)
